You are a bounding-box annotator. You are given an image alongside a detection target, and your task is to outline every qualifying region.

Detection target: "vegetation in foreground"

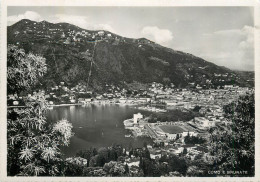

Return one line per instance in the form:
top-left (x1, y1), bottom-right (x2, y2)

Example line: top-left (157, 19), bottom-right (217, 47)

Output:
top-left (7, 45), bottom-right (74, 176)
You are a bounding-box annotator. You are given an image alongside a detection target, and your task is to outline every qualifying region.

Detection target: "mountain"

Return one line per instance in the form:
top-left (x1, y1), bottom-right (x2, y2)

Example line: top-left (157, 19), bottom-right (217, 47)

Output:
top-left (7, 19), bottom-right (254, 90)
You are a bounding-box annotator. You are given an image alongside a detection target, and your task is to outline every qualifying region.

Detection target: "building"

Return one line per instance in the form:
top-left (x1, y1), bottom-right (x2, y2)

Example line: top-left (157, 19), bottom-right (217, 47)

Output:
top-left (224, 85), bottom-right (234, 89)
top-left (119, 97), bottom-right (127, 103)
top-left (194, 117), bottom-right (215, 128)
top-left (133, 113), bottom-right (143, 124)
top-left (98, 31), bottom-right (105, 36)
top-left (69, 95), bottom-right (76, 103)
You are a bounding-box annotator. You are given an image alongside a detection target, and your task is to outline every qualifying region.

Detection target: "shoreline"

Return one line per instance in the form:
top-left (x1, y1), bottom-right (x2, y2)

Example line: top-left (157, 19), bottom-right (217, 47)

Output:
top-left (50, 102), bottom-right (143, 107)
top-left (51, 103), bottom-right (82, 107)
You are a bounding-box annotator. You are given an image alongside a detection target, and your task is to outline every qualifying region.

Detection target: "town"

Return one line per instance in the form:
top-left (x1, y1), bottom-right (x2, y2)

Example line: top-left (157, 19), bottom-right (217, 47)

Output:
top-left (7, 78), bottom-right (254, 168)
top-left (8, 80), bottom-right (253, 109)
top-left (118, 84), bottom-right (253, 169)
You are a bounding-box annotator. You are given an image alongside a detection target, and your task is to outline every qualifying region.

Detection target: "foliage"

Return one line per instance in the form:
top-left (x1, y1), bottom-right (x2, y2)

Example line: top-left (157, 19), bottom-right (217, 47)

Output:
top-left (139, 157), bottom-right (161, 177)
top-left (183, 148), bottom-right (188, 155)
top-left (184, 135), bottom-right (206, 145)
top-left (124, 164), bottom-right (130, 174)
top-left (83, 167), bottom-right (107, 177)
top-left (209, 94), bottom-right (255, 176)
top-left (63, 157), bottom-right (87, 176)
top-left (103, 161), bottom-right (125, 176)
top-left (186, 166), bottom-right (204, 177)
top-left (7, 45), bottom-right (47, 94)
top-left (193, 105), bottom-right (201, 112)
top-left (159, 154), bottom-right (188, 175)
top-left (76, 147), bottom-right (98, 167)
top-left (129, 166), bottom-right (144, 177)
top-left (7, 45), bottom-right (73, 176)
top-left (168, 171), bottom-right (182, 177)
top-left (85, 145), bottom-right (124, 167)
top-left (141, 147), bottom-right (151, 159)
top-left (148, 110), bottom-right (196, 123)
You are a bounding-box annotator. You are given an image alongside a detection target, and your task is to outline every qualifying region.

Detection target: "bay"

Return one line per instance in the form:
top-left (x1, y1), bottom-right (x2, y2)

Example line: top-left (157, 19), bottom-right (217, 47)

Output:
top-left (46, 104), bottom-right (153, 157)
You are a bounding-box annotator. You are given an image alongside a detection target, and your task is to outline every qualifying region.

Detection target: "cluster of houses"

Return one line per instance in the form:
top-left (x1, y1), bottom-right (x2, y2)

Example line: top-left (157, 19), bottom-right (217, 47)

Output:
top-left (63, 29), bottom-right (113, 44)
top-left (121, 84), bottom-right (253, 139)
top-left (14, 20), bottom-right (159, 48)
top-left (14, 20), bottom-right (115, 45)
top-left (122, 83), bottom-right (253, 164)
top-left (44, 82), bottom-right (155, 105)
top-left (123, 115), bottom-right (211, 167)
top-left (8, 79), bottom-right (253, 111)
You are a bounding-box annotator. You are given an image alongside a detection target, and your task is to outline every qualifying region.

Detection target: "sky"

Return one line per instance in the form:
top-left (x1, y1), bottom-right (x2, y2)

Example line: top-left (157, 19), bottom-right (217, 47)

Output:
top-left (7, 6), bottom-right (254, 71)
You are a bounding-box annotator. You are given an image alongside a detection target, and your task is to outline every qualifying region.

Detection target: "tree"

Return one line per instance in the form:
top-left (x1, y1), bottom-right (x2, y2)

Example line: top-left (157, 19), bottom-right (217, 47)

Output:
top-left (112, 144), bottom-right (123, 159)
top-left (140, 158), bottom-right (161, 177)
top-left (184, 135), bottom-right (206, 145)
top-left (7, 45), bottom-right (47, 94)
top-left (158, 162), bottom-right (169, 176)
top-left (63, 157), bottom-right (87, 176)
top-left (103, 161), bottom-right (117, 173)
top-left (167, 155), bottom-right (188, 175)
top-left (193, 105), bottom-right (201, 112)
top-left (108, 148), bottom-right (118, 161)
top-left (97, 147), bottom-right (109, 165)
top-left (7, 45), bottom-right (73, 176)
top-left (129, 149), bottom-right (133, 157)
top-left (176, 134), bottom-right (180, 140)
top-left (142, 148), bottom-right (151, 159)
top-left (117, 156), bottom-right (125, 163)
top-left (89, 156), bottom-right (98, 167)
top-left (109, 163), bottom-right (125, 176)
top-left (103, 161), bottom-right (125, 176)
top-left (124, 164), bottom-right (129, 174)
top-left (183, 148), bottom-right (188, 155)
top-left (186, 166), bottom-right (204, 177)
top-left (143, 141), bottom-right (148, 148)
top-left (83, 167), bottom-right (107, 177)
top-left (209, 94), bottom-right (255, 176)
top-left (76, 147), bottom-right (98, 167)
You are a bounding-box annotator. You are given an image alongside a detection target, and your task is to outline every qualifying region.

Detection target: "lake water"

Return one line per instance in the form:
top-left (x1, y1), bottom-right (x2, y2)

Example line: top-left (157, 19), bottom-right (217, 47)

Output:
top-left (46, 104), bottom-right (153, 157)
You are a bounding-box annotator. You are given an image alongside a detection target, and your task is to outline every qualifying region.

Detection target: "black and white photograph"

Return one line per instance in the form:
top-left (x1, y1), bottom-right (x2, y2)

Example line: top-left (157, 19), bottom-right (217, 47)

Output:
top-left (1, 0), bottom-right (259, 181)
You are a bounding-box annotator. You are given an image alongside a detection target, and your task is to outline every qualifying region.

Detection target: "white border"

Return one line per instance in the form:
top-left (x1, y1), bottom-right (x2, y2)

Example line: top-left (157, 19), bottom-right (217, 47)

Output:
top-left (1, 0), bottom-right (260, 181)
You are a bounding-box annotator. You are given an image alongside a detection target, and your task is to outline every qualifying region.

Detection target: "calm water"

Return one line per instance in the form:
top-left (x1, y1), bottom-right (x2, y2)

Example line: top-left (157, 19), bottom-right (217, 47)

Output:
top-left (46, 104), bottom-right (153, 157)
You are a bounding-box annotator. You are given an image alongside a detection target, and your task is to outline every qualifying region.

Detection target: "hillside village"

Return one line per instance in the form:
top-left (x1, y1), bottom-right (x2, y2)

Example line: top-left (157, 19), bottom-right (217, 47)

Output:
top-left (11, 19), bottom-right (154, 48)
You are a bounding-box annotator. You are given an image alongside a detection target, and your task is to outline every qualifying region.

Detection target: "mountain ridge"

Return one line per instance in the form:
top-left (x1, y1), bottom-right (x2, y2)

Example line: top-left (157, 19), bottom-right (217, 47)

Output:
top-left (7, 19), bottom-right (254, 90)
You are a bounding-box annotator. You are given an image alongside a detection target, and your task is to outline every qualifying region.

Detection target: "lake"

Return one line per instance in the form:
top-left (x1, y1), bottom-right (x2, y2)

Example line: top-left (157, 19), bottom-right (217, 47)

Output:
top-left (46, 104), bottom-right (153, 157)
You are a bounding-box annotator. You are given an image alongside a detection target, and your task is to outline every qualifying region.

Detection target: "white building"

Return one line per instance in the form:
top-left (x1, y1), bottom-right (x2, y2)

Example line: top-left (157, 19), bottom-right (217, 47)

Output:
top-left (98, 31), bottom-right (105, 36)
top-left (224, 85), bottom-right (234, 89)
top-left (133, 113), bottom-right (143, 124)
top-left (182, 131), bottom-right (197, 137)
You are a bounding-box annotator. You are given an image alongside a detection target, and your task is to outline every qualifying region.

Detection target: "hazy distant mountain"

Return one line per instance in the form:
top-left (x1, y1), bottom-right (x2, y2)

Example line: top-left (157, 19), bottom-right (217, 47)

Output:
top-left (7, 19), bottom-right (254, 90)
